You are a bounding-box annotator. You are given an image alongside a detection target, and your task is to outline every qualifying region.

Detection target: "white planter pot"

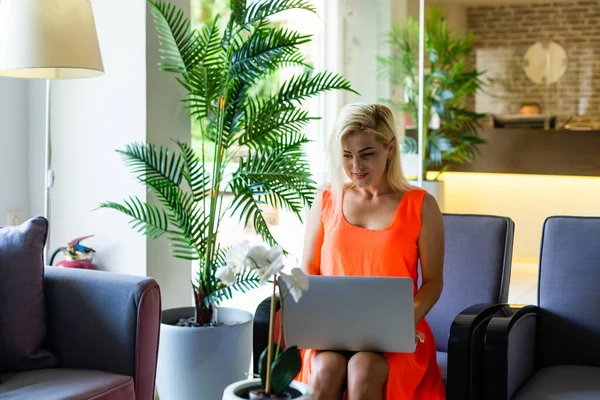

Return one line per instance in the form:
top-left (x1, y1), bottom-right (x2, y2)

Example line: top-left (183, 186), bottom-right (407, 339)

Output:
top-left (222, 378), bottom-right (313, 400)
top-left (156, 307), bottom-right (253, 400)
top-left (409, 180), bottom-right (445, 211)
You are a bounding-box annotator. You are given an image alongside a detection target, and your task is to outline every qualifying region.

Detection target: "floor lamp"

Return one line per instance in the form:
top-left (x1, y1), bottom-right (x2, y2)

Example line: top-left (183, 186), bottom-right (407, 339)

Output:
top-left (0, 0), bottom-right (104, 264)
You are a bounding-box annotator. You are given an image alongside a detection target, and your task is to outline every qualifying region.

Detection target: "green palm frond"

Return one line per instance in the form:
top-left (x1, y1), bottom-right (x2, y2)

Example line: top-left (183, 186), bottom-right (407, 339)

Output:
top-left (167, 232), bottom-right (201, 260)
top-left (230, 0), bottom-right (247, 26)
top-left (276, 71), bottom-right (357, 105)
top-left (98, 197), bottom-right (171, 239)
top-left (117, 143), bottom-right (183, 187)
top-left (178, 22), bottom-right (225, 121)
top-left (205, 268), bottom-right (262, 307)
top-left (228, 177), bottom-right (280, 247)
top-left (178, 65), bottom-right (219, 121)
top-left (147, 182), bottom-right (208, 257)
top-left (233, 133), bottom-right (316, 215)
top-left (243, 0), bottom-right (317, 25)
top-left (197, 17), bottom-right (226, 69)
top-left (399, 136), bottom-right (418, 154)
top-left (176, 141), bottom-right (211, 201)
top-left (231, 25), bottom-right (310, 82)
top-left (240, 101), bottom-right (315, 148)
top-left (148, 0), bottom-right (203, 74)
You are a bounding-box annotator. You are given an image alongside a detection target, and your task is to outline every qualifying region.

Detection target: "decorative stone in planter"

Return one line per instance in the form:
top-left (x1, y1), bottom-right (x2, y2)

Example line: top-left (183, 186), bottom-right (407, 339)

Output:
top-left (222, 378), bottom-right (313, 400)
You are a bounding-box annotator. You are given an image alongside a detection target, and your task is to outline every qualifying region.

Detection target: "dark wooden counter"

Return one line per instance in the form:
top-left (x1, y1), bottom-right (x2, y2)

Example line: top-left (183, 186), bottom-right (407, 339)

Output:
top-left (408, 128), bottom-right (600, 177)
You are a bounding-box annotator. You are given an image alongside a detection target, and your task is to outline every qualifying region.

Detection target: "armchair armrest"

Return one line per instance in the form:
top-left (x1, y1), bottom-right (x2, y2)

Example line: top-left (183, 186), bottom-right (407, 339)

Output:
top-left (484, 305), bottom-right (538, 400)
top-left (44, 266), bottom-right (161, 400)
top-left (253, 295), bottom-right (281, 374)
top-left (446, 303), bottom-right (507, 400)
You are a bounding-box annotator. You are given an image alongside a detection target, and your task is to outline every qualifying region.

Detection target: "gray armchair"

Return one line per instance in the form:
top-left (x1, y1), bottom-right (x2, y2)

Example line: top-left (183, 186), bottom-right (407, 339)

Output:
top-left (0, 266), bottom-right (161, 400)
top-left (424, 214), bottom-right (514, 400)
top-left (484, 216), bottom-right (600, 400)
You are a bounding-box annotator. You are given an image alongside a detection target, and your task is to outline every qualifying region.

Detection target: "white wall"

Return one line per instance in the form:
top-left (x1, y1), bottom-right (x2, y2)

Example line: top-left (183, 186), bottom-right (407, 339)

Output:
top-left (0, 78), bottom-right (29, 225)
top-left (26, 0), bottom-right (192, 309)
top-left (40, 0), bottom-right (148, 279)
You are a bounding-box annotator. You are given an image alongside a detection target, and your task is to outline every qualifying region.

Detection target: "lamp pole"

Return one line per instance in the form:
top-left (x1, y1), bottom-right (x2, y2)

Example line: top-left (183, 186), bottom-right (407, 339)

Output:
top-left (43, 80), bottom-right (54, 264)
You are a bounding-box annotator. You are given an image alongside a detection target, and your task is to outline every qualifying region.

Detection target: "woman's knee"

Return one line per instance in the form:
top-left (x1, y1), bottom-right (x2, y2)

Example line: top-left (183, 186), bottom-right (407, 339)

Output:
top-left (310, 351), bottom-right (348, 386)
top-left (347, 352), bottom-right (389, 389)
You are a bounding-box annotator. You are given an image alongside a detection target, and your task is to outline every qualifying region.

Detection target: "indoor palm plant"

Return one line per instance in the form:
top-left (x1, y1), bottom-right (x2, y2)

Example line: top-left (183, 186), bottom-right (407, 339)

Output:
top-left (100, 0), bottom-right (354, 398)
top-left (378, 6), bottom-right (487, 188)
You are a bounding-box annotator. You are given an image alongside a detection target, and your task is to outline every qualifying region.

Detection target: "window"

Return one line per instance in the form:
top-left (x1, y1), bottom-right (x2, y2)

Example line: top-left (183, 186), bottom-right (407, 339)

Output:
top-left (190, 0), bottom-right (326, 311)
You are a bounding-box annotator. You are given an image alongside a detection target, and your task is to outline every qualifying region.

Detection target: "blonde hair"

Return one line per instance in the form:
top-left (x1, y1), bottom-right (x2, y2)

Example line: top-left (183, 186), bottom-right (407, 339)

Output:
top-left (325, 103), bottom-right (415, 228)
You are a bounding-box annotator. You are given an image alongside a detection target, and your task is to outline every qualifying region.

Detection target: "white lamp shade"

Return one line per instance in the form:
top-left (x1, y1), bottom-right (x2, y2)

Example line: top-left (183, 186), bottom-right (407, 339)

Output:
top-left (0, 0), bottom-right (104, 79)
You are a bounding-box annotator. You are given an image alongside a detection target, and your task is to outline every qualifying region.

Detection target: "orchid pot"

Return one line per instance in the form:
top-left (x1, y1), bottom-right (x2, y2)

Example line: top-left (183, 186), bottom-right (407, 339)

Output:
top-left (223, 378), bottom-right (313, 400)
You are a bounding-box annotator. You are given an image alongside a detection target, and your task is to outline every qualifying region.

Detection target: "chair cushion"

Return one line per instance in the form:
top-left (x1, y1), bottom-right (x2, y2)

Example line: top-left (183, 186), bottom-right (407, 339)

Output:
top-left (0, 368), bottom-right (135, 400)
top-left (437, 351), bottom-right (447, 384)
top-left (513, 365), bottom-right (600, 400)
top-left (0, 217), bottom-right (57, 372)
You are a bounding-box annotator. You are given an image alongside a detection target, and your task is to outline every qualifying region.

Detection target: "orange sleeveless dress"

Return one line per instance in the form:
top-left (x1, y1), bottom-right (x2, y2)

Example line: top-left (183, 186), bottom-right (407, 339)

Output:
top-left (294, 187), bottom-right (446, 399)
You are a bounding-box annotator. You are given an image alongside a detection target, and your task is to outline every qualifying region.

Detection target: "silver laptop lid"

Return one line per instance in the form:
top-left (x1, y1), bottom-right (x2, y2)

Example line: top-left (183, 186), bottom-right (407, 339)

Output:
top-left (282, 275), bottom-right (416, 353)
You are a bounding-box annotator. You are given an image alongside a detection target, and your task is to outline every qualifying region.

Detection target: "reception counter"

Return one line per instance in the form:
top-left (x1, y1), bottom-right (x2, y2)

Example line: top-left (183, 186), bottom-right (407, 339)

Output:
top-left (406, 128), bottom-right (600, 177)
top-left (446, 128), bottom-right (600, 177)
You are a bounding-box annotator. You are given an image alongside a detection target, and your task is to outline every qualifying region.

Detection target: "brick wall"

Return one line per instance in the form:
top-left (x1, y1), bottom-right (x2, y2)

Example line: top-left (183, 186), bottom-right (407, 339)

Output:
top-left (467, 0), bottom-right (600, 129)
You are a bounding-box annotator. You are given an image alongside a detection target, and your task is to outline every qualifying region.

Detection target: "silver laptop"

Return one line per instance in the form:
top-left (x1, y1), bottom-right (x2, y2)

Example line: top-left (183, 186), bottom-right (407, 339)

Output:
top-left (281, 276), bottom-right (416, 353)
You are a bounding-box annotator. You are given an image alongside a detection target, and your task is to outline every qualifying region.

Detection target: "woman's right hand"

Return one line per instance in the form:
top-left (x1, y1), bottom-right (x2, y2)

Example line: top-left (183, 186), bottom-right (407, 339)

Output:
top-left (415, 330), bottom-right (425, 344)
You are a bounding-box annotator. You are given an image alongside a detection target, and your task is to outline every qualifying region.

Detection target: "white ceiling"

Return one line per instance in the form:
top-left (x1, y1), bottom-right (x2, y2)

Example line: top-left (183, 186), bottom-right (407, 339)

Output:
top-left (434, 0), bottom-right (578, 5)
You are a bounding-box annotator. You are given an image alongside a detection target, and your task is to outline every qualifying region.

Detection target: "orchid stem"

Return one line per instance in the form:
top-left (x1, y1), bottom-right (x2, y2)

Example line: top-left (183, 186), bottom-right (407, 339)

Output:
top-left (265, 277), bottom-right (277, 395)
top-left (275, 282), bottom-right (286, 360)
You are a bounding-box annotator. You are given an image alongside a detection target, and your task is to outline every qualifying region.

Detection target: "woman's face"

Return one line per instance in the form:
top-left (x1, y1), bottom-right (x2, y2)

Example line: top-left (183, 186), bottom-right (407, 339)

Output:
top-left (342, 130), bottom-right (393, 188)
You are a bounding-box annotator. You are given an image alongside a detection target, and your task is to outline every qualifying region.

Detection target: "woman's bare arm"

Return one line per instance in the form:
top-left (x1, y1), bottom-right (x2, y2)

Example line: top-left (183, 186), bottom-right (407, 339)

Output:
top-left (300, 189), bottom-right (325, 275)
top-left (414, 192), bottom-right (445, 326)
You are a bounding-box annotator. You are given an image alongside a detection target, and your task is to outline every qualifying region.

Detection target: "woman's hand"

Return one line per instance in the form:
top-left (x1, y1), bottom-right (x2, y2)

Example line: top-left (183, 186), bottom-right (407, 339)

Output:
top-left (415, 330), bottom-right (425, 344)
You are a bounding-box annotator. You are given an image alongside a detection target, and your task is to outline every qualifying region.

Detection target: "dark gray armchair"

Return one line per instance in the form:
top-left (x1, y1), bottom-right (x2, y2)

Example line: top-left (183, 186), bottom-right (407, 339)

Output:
top-left (253, 213), bottom-right (515, 400)
top-left (0, 267), bottom-right (161, 400)
top-left (484, 216), bottom-right (600, 400)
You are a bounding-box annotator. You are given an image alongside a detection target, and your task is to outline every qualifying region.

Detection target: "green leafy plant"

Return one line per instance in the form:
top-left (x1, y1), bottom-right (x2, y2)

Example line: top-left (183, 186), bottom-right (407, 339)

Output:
top-left (378, 5), bottom-right (487, 181)
top-left (100, 0), bottom-right (356, 326)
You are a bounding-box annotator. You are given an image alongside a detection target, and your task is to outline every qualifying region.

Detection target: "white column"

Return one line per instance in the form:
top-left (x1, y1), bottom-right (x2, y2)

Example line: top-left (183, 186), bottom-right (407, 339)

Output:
top-left (145, 0), bottom-right (192, 310)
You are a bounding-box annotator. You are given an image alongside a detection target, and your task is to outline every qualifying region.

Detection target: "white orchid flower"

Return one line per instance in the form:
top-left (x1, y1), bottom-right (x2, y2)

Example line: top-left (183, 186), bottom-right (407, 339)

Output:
top-left (279, 267), bottom-right (309, 302)
top-left (246, 245), bottom-right (285, 284)
top-left (259, 255), bottom-right (285, 285)
top-left (215, 265), bottom-right (236, 286)
top-left (225, 240), bottom-right (251, 273)
top-left (245, 245), bottom-right (267, 268)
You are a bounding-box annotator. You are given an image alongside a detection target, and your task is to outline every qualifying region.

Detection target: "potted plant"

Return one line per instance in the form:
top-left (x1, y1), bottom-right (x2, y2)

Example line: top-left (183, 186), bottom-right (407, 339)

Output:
top-left (378, 5), bottom-right (487, 209)
top-left (100, 0), bottom-right (354, 398)
top-left (222, 249), bottom-right (313, 400)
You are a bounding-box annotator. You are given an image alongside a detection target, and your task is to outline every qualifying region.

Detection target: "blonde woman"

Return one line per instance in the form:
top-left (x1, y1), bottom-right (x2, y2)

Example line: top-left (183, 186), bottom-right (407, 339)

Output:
top-left (296, 103), bottom-right (446, 399)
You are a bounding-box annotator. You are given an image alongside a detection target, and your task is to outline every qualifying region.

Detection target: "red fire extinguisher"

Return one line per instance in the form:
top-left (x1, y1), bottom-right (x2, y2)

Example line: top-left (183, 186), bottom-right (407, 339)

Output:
top-left (49, 235), bottom-right (96, 270)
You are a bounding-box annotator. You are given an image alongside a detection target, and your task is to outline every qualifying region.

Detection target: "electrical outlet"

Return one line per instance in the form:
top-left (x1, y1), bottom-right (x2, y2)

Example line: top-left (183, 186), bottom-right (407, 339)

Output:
top-left (6, 211), bottom-right (25, 226)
